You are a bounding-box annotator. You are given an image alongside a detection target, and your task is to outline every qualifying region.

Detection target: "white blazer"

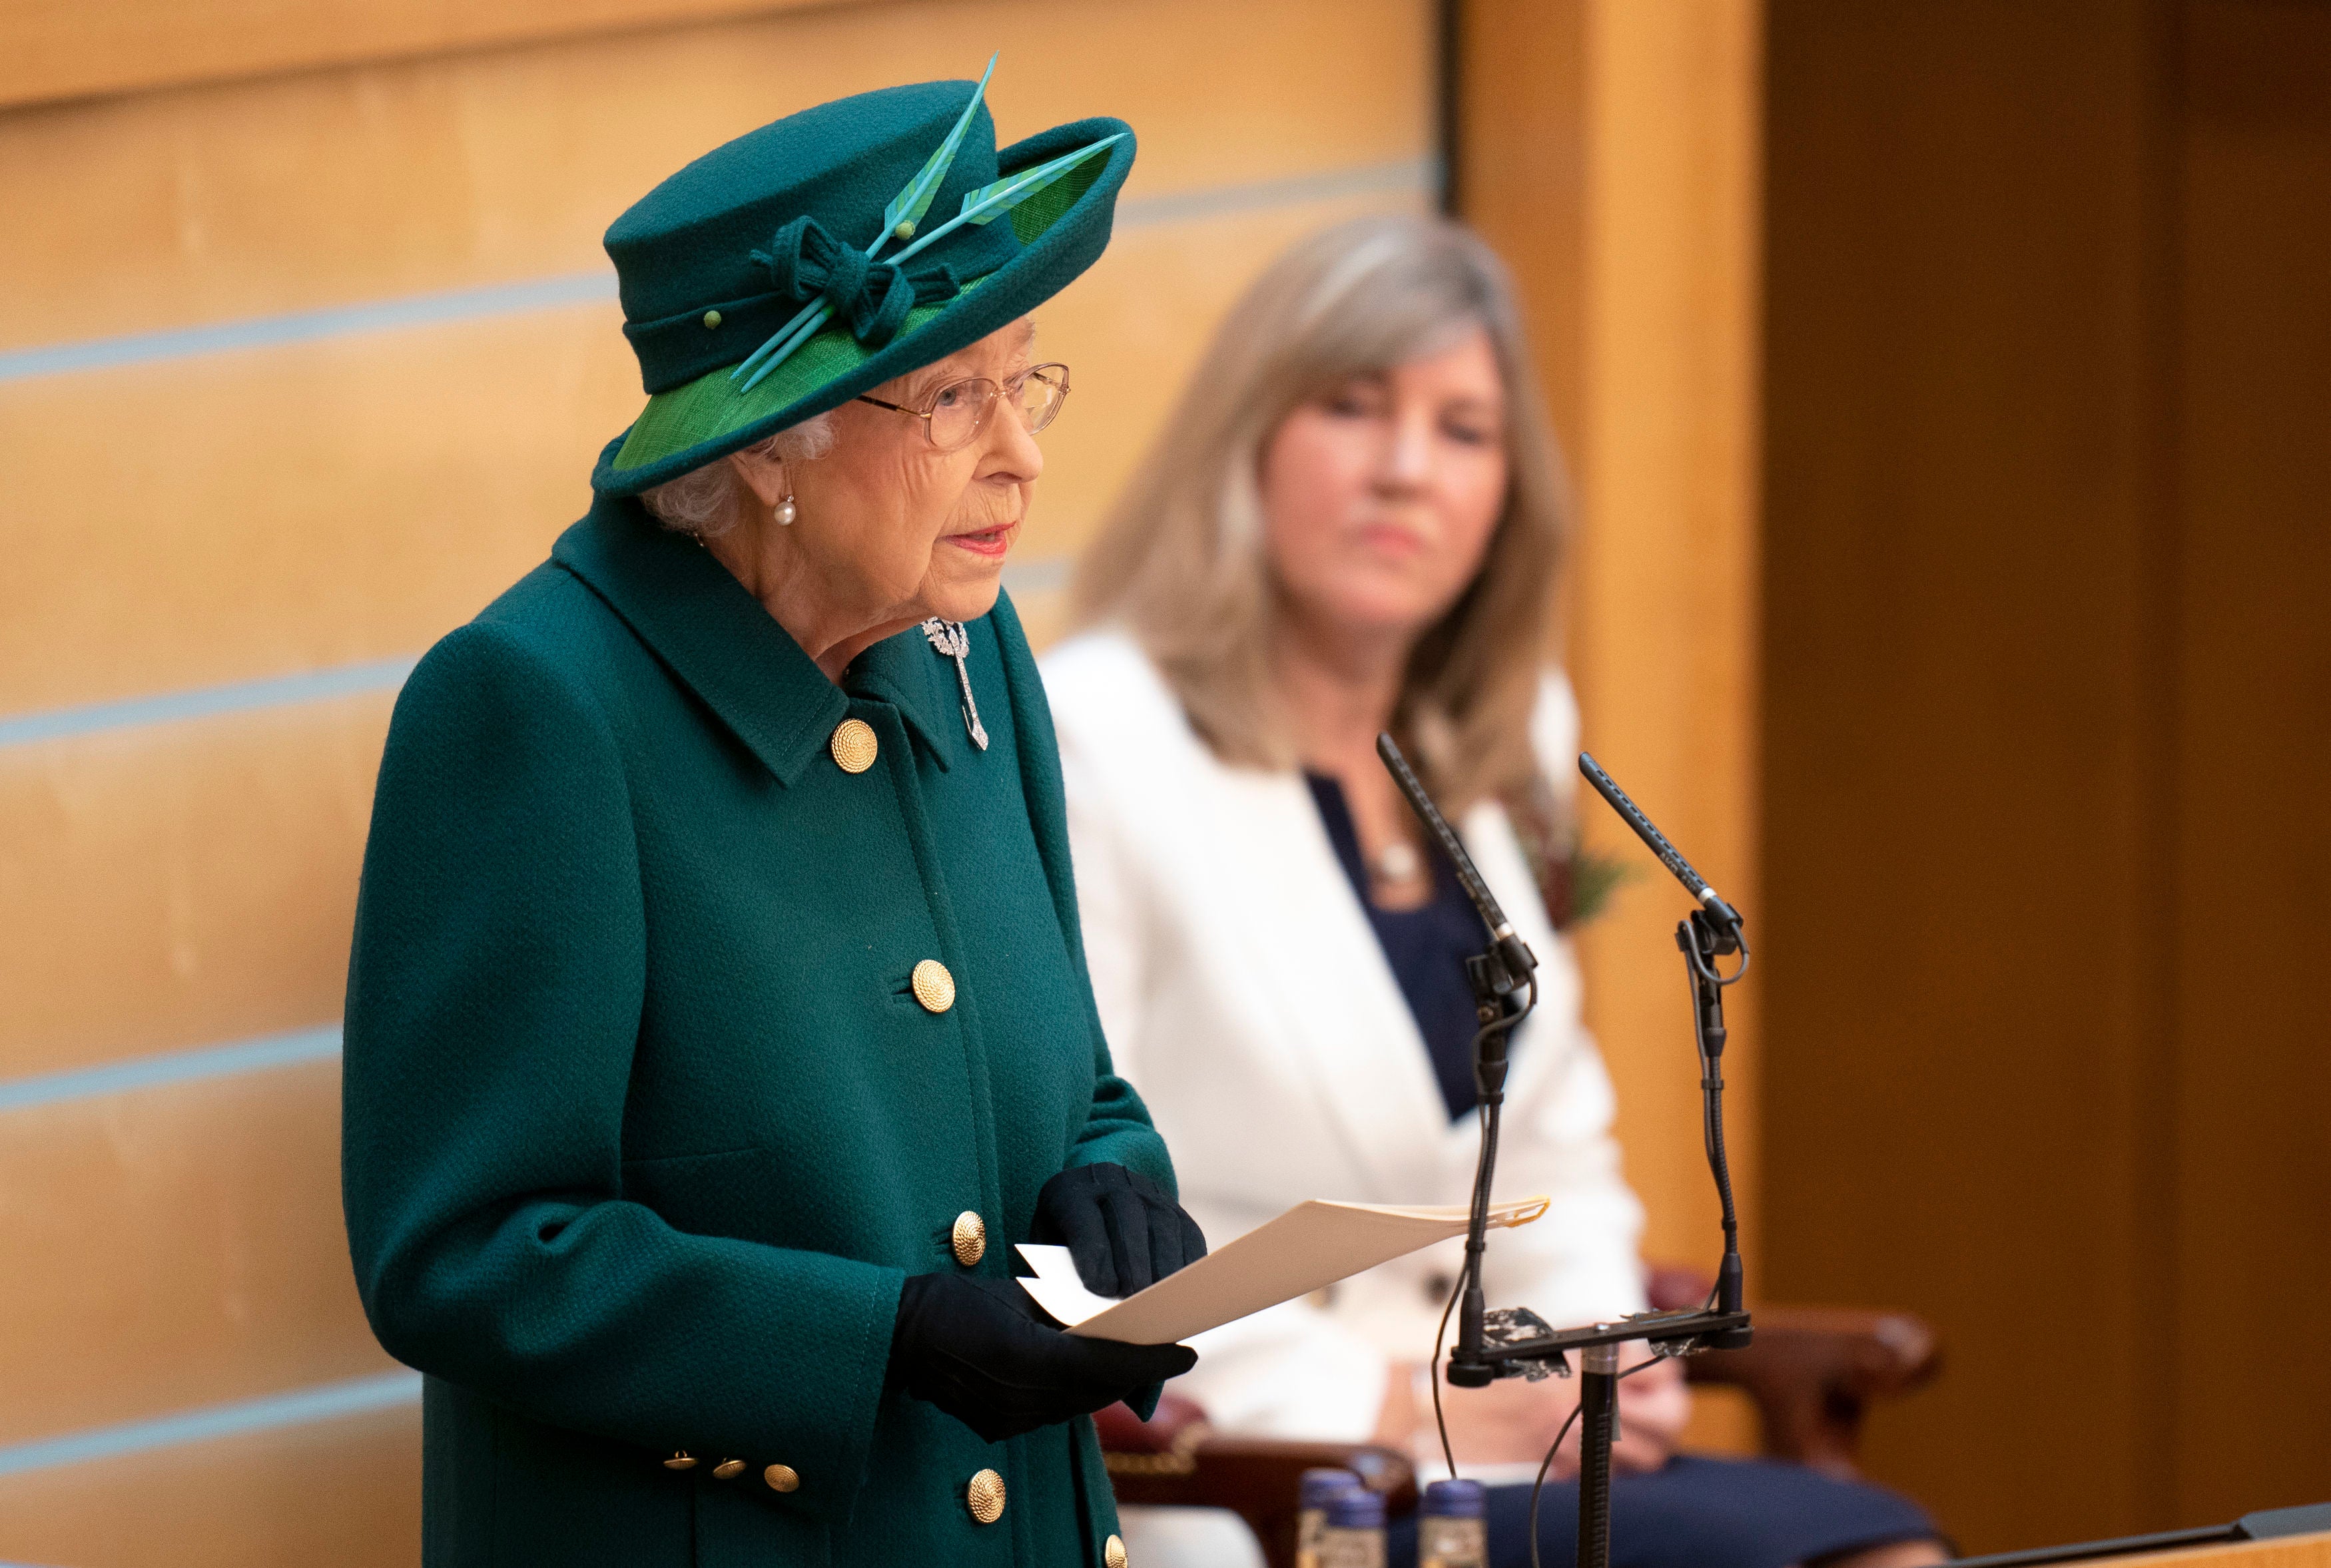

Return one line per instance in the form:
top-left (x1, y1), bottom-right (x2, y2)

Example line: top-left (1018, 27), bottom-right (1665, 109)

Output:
top-left (1041, 629), bottom-right (1648, 1441)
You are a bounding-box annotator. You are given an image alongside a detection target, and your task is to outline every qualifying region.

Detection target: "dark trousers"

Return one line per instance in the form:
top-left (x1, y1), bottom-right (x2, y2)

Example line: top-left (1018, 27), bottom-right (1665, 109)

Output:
top-left (1386, 1455), bottom-right (1936, 1568)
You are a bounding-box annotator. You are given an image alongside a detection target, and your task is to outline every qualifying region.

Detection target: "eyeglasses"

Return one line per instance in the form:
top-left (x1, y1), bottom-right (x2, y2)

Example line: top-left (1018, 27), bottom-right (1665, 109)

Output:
top-left (856, 363), bottom-right (1070, 453)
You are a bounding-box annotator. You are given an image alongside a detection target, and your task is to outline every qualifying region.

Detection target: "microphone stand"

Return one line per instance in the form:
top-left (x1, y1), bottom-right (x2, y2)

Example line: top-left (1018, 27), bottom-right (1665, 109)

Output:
top-left (1378, 737), bottom-right (1754, 1568)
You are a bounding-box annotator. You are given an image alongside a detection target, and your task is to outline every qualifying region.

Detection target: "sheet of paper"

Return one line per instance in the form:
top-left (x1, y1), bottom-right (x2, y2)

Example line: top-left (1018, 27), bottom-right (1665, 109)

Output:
top-left (1016, 1196), bottom-right (1548, 1346)
top-left (1014, 1244), bottom-right (1121, 1327)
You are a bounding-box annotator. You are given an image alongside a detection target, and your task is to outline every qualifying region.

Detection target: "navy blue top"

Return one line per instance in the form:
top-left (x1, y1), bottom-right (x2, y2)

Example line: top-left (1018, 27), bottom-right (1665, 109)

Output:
top-left (1305, 772), bottom-right (1490, 1121)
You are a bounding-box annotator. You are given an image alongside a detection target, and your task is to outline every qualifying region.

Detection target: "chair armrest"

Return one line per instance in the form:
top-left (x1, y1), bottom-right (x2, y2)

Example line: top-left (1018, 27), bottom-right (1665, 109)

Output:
top-left (1647, 1263), bottom-right (1941, 1475)
top-left (1098, 1398), bottom-right (1416, 1568)
top-left (1684, 1306), bottom-right (1942, 1477)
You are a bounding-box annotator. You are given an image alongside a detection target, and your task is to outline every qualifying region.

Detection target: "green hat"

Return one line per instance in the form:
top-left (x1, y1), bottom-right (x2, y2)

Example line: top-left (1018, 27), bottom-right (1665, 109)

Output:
top-left (591, 63), bottom-right (1135, 495)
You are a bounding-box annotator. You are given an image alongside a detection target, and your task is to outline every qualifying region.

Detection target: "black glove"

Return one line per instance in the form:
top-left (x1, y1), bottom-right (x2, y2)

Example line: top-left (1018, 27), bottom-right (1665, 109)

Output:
top-left (889, 1272), bottom-right (1197, 1443)
top-left (1032, 1163), bottom-right (1208, 1298)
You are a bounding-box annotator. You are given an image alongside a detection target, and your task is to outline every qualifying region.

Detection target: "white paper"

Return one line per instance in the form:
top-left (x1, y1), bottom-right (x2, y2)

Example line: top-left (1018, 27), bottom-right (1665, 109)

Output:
top-left (1016, 1243), bottom-right (1122, 1328)
top-left (1014, 1196), bottom-right (1548, 1346)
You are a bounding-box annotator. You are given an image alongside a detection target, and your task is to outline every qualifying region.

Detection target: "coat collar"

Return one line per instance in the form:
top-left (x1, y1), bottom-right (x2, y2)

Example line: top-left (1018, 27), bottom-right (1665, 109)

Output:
top-left (848, 621), bottom-right (964, 772)
top-left (552, 493), bottom-right (846, 784)
top-left (551, 493), bottom-right (970, 781)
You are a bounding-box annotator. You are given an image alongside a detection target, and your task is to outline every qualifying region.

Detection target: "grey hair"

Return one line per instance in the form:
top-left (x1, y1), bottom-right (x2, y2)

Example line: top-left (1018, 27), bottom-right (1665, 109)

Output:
top-left (639, 412), bottom-right (839, 538)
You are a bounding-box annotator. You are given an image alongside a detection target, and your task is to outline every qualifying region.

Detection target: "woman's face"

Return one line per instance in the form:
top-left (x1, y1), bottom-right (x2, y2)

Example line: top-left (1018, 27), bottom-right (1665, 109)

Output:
top-left (1258, 324), bottom-right (1509, 649)
top-left (783, 318), bottom-right (1044, 627)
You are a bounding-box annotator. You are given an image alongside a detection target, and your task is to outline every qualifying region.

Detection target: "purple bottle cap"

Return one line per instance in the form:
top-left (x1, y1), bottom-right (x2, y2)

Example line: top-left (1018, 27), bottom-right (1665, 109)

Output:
top-left (1423, 1478), bottom-right (1487, 1518)
top-left (1325, 1489), bottom-right (1387, 1529)
top-left (1299, 1467), bottom-right (1363, 1509)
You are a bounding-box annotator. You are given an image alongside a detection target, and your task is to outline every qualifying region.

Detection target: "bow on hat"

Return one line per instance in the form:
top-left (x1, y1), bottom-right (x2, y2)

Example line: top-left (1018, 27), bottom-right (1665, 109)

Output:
top-left (753, 216), bottom-right (962, 351)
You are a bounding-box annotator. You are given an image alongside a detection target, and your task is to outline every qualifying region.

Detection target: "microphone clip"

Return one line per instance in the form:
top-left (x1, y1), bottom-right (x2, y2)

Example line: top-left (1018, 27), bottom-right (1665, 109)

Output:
top-left (1463, 953), bottom-right (1527, 1100)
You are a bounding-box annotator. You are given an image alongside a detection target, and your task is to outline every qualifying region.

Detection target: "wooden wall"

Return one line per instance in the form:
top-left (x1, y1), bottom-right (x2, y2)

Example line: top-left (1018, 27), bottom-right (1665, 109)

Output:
top-left (0, 2), bottom-right (1436, 1561)
top-left (1762, 0), bottom-right (2331, 1553)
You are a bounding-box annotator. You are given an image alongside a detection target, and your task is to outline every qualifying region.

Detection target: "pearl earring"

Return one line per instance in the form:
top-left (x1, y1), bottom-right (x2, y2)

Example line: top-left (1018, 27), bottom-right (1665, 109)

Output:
top-left (774, 491), bottom-right (797, 526)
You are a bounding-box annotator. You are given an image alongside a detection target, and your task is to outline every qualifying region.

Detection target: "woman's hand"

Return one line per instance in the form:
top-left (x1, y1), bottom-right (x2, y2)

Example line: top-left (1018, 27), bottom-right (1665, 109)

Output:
top-left (1376, 1347), bottom-right (1693, 1474)
top-left (889, 1273), bottom-right (1195, 1442)
top-left (1392, 1368), bottom-right (1581, 1471)
top-left (1032, 1163), bottom-right (1207, 1296)
top-left (1610, 1352), bottom-right (1690, 1472)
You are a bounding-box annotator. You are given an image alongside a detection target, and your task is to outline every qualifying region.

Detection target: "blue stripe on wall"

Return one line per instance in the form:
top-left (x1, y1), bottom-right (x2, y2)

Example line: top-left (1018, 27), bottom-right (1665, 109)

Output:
top-left (0, 559), bottom-right (1081, 746)
top-left (0, 657), bottom-right (417, 750)
top-left (0, 1370), bottom-right (420, 1480)
top-left (1117, 156), bottom-right (1437, 229)
top-left (1002, 555), bottom-right (1069, 597)
top-left (0, 1023), bottom-right (342, 1115)
top-left (0, 273), bottom-right (617, 386)
top-left (0, 158), bottom-right (1436, 387)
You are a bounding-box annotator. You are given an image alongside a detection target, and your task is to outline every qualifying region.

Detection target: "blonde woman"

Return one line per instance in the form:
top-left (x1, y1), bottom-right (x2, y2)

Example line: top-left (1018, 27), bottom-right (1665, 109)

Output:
top-left (1041, 216), bottom-right (1941, 1568)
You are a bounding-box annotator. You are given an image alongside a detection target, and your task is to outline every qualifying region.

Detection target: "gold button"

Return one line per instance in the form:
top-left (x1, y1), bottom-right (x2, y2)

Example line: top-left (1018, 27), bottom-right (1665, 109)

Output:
top-left (663, 1451), bottom-right (698, 1471)
top-left (966, 1467), bottom-right (1006, 1525)
top-left (764, 1463), bottom-right (799, 1493)
top-left (951, 1210), bottom-right (987, 1266)
top-left (701, 309), bottom-right (723, 329)
top-left (1106, 1533), bottom-right (1129, 1568)
top-left (830, 718), bottom-right (878, 773)
top-left (911, 958), bottom-right (956, 1013)
top-left (712, 1459), bottom-right (747, 1479)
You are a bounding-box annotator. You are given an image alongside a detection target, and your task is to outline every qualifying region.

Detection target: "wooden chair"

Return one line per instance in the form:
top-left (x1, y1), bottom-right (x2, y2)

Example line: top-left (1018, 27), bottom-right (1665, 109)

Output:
top-left (1099, 1264), bottom-right (1941, 1568)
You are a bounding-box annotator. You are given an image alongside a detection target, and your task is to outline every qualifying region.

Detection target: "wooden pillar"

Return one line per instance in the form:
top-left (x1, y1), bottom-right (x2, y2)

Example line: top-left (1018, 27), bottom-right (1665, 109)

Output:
top-left (1458, 0), bottom-right (1765, 1270)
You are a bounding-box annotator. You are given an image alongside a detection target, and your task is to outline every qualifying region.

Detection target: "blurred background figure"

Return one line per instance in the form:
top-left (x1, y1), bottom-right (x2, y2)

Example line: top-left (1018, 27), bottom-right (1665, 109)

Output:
top-left (1045, 213), bottom-right (1942, 1568)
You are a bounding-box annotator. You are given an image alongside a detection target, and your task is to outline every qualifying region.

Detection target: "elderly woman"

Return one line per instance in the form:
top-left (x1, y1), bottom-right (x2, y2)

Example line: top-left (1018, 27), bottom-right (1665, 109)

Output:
top-left (1044, 216), bottom-right (1942, 1568)
top-left (342, 75), bottom-right (1203, 1568)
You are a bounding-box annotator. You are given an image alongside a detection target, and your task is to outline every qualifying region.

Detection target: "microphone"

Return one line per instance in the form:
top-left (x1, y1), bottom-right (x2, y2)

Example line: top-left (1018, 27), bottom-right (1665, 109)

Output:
top-left (1377, 734), bottom-right (1537, 988)
top-left (1378, 731), bottom-right (1536, 1388)
top-left (1576, 753), bottom-right (1744, 947)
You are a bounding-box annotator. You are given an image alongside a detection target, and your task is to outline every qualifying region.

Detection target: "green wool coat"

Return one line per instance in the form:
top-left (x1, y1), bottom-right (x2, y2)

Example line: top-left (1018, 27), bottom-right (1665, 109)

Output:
top-left (342, 493), bottom-right (1175, 1568)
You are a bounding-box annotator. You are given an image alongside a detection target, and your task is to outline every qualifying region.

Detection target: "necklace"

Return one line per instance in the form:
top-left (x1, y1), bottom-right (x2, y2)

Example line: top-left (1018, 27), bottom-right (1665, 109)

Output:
top-left (1370, 839), bottom-right (1422, 884)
